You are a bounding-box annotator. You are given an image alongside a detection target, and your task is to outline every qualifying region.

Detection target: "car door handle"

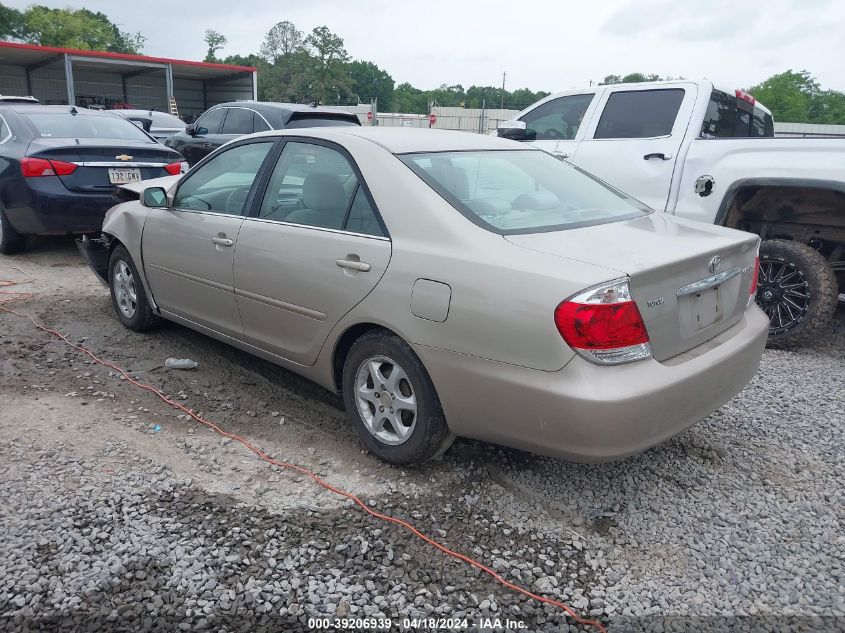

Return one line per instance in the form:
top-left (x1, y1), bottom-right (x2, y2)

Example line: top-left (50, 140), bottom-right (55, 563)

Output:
top-left (643, 152), bottom-right (672, 160)
top-left (203, 142), bottom-right (213, 148)
top-left (210, 237), bottom-right (234, 247)
top-left (552, 151), bottom-right (570, 159)
top-left (336, 258), bottom-right (371, 272)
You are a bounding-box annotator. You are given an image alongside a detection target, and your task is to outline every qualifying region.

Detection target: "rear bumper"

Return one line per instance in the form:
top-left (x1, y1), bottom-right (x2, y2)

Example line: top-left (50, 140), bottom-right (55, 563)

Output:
top-left (414, 305), bottom-right (769, 462)
top-left (5, 178), bottom-right (115, 235)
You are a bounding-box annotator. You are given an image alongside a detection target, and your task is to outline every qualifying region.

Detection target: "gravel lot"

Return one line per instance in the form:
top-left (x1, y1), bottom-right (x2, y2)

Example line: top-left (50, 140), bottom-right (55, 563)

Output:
top-left (1, 240), bottom-right (843, 632)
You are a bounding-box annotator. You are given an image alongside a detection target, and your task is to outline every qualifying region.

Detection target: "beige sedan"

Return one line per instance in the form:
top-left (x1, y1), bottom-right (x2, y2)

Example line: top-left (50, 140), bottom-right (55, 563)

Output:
top-left (79, 127), bottom-right (769, 465)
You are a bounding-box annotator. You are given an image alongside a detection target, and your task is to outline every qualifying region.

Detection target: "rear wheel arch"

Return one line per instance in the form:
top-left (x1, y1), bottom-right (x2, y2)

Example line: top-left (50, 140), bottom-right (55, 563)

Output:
top-left (331, 323), bottom-right (396, 392)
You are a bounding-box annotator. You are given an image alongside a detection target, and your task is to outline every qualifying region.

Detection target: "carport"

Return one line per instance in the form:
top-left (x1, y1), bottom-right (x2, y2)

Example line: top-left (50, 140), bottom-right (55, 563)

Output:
top-left (0, 41), bottom-right (256, 120)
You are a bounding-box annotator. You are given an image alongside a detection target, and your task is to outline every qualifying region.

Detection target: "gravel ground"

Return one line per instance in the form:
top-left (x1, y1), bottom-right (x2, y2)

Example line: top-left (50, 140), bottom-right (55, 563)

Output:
top-left (1, 240), bottom-right (843, 632)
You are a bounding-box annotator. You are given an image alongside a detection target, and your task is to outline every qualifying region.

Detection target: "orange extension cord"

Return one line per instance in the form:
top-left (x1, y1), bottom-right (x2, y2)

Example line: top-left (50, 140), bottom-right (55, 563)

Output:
top-left (1, 266), bottom-right (607, 633)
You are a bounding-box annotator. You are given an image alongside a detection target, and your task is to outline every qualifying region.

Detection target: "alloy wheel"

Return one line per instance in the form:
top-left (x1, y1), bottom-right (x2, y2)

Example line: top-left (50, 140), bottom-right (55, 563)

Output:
top-left (354, 355), bottom-right (417, 445)
top-left (756, 258), bottom-right (810, 334)
top-left (112, 260), bottom-right (138, 319)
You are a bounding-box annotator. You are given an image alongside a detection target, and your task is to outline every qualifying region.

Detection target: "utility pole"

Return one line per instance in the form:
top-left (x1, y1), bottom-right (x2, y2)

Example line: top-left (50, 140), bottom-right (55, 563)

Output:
top-left (501, 71), bottom-right (506, 109)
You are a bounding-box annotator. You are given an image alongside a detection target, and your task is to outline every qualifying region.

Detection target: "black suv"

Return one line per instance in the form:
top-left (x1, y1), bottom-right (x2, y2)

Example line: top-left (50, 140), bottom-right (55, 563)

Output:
top-left (165, 102), bottom-right (361, 165)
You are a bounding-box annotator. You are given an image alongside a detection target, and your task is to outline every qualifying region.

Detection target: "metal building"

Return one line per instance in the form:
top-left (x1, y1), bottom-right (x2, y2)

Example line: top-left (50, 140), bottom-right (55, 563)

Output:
top-left (0, 41), bottom-right (256, 120)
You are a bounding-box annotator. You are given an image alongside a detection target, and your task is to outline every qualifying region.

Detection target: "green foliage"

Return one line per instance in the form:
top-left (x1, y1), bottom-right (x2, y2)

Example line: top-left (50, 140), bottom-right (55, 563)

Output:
top-left (348, 60), bottom-right (394, 109)
top-left (391, 82), bottom-right (427, 114)
top-left (600, 73), bottom-right (662, 85)
top-left (0, 3), bottom-right (23, 40)
top-left (305, 26), bottom-right (350, 105)
top-left (203, 29), bottom-right (227, 63)
top-left (6, 4), bottom-right (144, 53)
top-left (746, 69), bottom-right (845, 124)
top-left (260, 21), bottom-right (306, 63)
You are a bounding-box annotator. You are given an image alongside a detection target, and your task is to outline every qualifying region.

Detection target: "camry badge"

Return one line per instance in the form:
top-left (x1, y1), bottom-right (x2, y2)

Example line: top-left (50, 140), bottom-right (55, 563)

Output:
top-left (115, 154), bottom-right (133, 161)
top-left (709, 255), bottom-right (722, 273)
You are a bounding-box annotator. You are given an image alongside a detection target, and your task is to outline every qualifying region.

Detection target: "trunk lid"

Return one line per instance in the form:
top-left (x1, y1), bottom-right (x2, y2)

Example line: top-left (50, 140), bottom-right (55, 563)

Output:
top-left (505, 213), bottom-right (759, 361)
top-left (26, 138), bottom-right (183, 193)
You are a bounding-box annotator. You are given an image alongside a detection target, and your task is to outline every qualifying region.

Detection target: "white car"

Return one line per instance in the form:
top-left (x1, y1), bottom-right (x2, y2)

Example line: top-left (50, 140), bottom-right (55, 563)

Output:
top-left (498, 80), bottom-right (844, 346)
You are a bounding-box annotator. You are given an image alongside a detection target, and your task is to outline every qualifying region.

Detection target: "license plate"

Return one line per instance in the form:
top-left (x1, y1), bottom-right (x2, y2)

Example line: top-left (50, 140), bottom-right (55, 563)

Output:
top-left (108, 168), bottom-right (142, 184)
top-left (691, 286), bottom-right (722, 330)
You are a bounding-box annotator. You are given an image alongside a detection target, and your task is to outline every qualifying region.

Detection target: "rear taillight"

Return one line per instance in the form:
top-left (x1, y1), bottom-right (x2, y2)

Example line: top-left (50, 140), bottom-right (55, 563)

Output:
top-left (750, 254), bottom-right (760, 296)
top-left (554, 278), bottom-right (652, 365)
top-left (748, 242), bottom-right (760, 306)
top-left (163, 161), bottom-right (184, 175)
top-left (21, 157), bottom-right (77, 177)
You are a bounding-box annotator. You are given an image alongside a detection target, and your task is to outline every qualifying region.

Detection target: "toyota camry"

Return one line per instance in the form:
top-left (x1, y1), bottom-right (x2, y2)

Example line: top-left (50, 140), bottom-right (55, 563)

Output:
top-left (78, 127), bottom-right (769, 465)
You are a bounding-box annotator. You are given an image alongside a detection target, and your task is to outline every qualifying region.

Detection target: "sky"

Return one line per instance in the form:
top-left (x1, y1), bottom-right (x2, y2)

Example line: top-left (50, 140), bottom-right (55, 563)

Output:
top-left (5, 0), bottom-right (845, 93)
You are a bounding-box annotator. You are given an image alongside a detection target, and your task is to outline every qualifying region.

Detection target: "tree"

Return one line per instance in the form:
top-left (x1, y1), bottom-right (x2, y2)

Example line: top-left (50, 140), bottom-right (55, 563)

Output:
top-left (747, 70), bottom-right (820, 123)
top-left (0, 3), bottom-right (22, 40)
top-left (305, 26), bottom-right (350, 104)
top-left (391, 82), bottom-right (426, 114)
top-left (204, 29), bottom-right (227, 63)
top-left (347, 60), bottom-right (394, 108)
top-left (260, 20), bottom-right (305, 63)
top-left (601, 73), bottom-right (662, 85)
top-left (12, 5), bottom-right (144, 53)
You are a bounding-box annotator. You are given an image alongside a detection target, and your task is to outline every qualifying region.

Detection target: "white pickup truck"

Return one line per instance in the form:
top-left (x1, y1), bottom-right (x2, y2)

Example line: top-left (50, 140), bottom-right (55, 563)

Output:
top-left (497, 79), bottom-right (844, 346)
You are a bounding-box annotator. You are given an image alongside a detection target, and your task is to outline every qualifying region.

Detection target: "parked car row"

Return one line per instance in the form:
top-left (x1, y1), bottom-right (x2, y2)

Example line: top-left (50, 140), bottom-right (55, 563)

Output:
top-left (0, 101), bottom-right (360, 254)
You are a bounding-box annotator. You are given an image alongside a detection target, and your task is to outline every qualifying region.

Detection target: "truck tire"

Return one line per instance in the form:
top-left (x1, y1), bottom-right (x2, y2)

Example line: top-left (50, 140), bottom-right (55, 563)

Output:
top-left (756, 239), bottom-right (838, 348)
top-left (0, 205), bottom-right (27, 255)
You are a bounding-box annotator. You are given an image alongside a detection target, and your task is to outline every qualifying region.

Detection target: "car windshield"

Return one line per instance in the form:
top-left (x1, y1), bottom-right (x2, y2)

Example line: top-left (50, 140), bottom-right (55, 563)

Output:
top-left (22, 112), bottom-right (153, 142)
top-left (401, 150), bottom-right (650, 234)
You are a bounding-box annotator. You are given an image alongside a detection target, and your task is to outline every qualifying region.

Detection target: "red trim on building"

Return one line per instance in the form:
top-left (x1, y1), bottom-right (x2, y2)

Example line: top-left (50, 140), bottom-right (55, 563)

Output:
top-left (0, 40), bottom-right (256, 72)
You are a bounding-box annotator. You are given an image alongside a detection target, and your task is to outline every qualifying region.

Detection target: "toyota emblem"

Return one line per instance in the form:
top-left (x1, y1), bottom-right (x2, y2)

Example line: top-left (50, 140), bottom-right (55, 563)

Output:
top-left (709, 255), bottom-right (722, 273)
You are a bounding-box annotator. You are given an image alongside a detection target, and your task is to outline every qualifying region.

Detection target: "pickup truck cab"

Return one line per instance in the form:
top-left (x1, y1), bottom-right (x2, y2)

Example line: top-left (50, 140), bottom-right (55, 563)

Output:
top-left (498, 80), bottom-right (843, 346)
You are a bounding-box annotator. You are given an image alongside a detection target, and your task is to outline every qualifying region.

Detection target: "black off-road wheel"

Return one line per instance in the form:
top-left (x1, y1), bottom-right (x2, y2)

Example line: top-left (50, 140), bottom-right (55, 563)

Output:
top-left (0, 205), bottom-right (27, 255)
top-left (108, 245), bottom-right (160, 331)
top-left (342, 331), bottom-right (455, 465)
top-left (756, 239), bottom-right (838, 348)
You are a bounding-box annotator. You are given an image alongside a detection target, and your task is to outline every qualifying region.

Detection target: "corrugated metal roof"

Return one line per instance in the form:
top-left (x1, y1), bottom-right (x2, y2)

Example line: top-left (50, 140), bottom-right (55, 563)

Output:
top-left (0, 41), bottom-right (256, 73)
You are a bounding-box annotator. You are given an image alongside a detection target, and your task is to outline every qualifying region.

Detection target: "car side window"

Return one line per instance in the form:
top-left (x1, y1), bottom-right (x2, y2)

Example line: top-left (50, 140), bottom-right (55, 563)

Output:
top-left (594, 89), bottom-right (685, 139)
top-left (221, 108), bottom-right (254, 135)
top-left (0, 115), bottom-right (9, 143)
top-left (253, 112), bottom-right (271, 132)
top-left (172, 141), bottom-right (274, 215)
top-left (195, 108), bottom-right (225, 135)
top-left (520, 94), bottom-right (593, 141)
top-left (258, 142), bottom-right (384, 237)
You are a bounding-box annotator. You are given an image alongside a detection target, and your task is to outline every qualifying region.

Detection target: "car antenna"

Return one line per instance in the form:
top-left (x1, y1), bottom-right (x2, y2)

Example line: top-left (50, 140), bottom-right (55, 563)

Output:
top-left (309, 102), bottom-right (317, 108)
top-left (69, 106), bottom-right (78, 115)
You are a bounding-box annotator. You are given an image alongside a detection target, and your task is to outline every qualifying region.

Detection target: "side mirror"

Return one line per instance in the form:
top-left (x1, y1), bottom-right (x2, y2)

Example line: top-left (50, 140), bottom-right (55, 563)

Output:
top-left (185, 123), bottom-right (197, 136)
top-left (497, 120), bottom-right (527, 141)
top-left (142, 187), bottom-right (168, 208)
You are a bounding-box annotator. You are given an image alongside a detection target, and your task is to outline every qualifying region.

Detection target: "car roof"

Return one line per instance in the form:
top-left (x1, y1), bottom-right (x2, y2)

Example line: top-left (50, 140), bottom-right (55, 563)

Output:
top-left (0, 104), bottom-right (117, 115)
top-left (207, 101), bottom-right (360, 128)
top-left (212, 101), bottom-right (352, 115)
top-left (250, 126), bottom-right (532, 154)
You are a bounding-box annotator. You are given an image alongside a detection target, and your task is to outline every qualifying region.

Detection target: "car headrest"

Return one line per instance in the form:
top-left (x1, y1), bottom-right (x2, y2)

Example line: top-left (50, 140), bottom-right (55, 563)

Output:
top-left (303, 173), bottom-right (346, 211)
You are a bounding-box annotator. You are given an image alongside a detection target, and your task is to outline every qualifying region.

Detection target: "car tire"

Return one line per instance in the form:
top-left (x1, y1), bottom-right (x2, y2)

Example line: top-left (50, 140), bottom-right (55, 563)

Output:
top-left (109, 245), bottom-right (160, 331)
top-left (342, 330), bottom-right (455, 465)
top-left (757, 239), bottom-right (838, 348)
top-left (0, 205), bottom-right (27, 255)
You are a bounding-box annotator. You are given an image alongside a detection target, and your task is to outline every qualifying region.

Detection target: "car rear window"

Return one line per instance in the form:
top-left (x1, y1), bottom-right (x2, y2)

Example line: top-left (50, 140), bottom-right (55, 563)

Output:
top-left (700, 90), bottom-right (774, 138)
top-left (22, 112), bottom-right (153, 141)
top-left (285, 113), bottom-right (360, 129)
top-left (401, 150), bottom-right (650, 234)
